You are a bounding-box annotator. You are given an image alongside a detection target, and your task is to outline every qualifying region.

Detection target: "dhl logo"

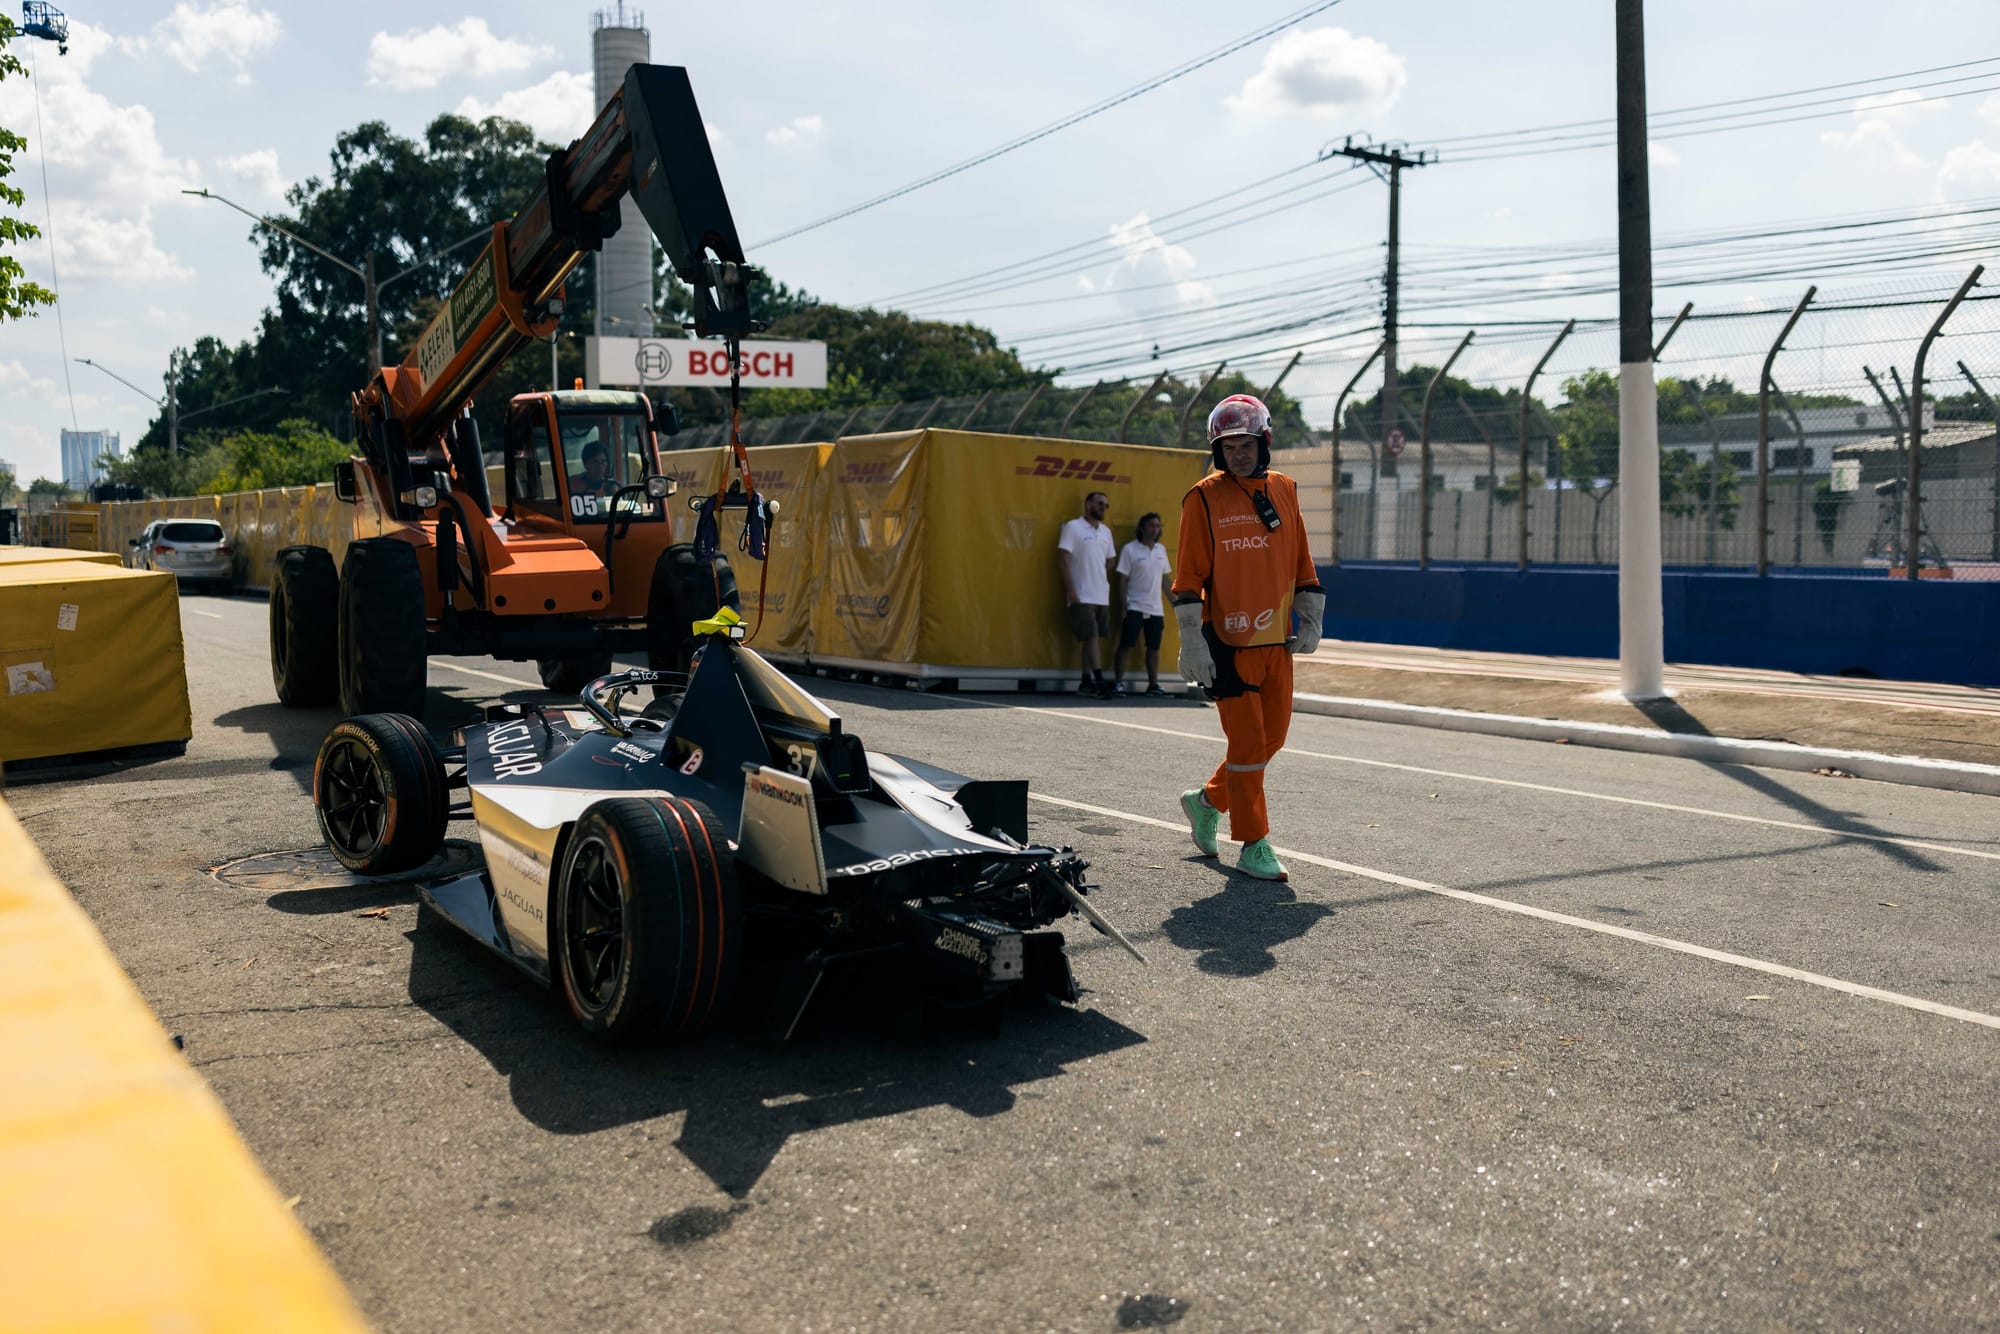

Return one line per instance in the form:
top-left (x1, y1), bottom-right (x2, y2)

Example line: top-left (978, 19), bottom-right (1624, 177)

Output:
top-left (842, 461), bottom-right (898, 484)
top-left (1015, 455), bottom-right (1132, 484)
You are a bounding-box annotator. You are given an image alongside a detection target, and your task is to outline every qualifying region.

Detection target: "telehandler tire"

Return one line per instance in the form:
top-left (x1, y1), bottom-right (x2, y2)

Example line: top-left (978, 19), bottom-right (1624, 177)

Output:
top-left (538, 653), bottom-right (614, 695)
top-left (338, 538), bottom-right (429, 719)
top-left (271, 544), bottom-right (339, 706)
top-left (646, 543), bottom-right (739, 678)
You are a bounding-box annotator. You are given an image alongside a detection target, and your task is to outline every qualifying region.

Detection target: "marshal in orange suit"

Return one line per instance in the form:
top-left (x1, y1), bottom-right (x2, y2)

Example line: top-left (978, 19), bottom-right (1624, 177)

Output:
top-left (1171, 395), bottom-right (1325, 883)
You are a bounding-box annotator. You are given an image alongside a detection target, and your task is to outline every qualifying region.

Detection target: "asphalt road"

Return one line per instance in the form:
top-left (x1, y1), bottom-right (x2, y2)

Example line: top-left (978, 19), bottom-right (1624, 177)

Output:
top-left (12, 590), bottom-right (1999, 1332)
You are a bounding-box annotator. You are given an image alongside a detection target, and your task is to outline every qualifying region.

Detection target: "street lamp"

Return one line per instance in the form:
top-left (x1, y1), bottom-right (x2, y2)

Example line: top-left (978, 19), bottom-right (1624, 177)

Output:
top-left (181, 188), bottom-right (486, 373)
top-left (75, 354), bottom-right (286, 455)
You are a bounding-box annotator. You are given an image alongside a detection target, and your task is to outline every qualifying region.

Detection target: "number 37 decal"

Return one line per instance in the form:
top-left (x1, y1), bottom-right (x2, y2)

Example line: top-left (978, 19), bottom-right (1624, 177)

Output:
top-left (784, 744), bottom-right (817, 780)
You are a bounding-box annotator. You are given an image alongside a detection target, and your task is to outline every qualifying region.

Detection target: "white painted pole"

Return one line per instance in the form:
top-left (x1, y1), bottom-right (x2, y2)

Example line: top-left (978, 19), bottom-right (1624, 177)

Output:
top-left (1618, 365), bottom-right (1664, 698)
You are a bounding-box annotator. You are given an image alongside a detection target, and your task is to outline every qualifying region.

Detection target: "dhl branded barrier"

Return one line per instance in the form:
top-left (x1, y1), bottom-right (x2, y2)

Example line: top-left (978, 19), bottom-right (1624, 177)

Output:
top-left (0, 794), bottom-right (369, 1330)
top-left (811, 430), bottom-right (1209, 674)
top-left (78, 432), bottom-right (1212, 676)
top-left (0, 556), bottom-right (193, 767)
top-left (13, 506), bottom-right (102, 553)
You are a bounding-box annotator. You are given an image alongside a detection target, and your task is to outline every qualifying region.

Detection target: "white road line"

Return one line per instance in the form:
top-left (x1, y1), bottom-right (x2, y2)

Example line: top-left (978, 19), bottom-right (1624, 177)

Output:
top-left (1029, 791), bottom-right (2000, 1033)
top-left (183, 608), bottom-right (223, 619)
top-left (969, 700), bottom-right (2000, 865)
top-left (433, 661), bottom-right (542, 689)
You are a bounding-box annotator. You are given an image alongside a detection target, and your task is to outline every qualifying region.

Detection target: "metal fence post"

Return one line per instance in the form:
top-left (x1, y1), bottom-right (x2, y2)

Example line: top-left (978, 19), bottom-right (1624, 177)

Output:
top-left (1330, 340), bottom-right (1387, 566)
top-left (1007, 382), bottom-right (1048, 434)
top-left (1059, 381), bottom-right (1105, 437)
top-left (912, 397), bottom-right (947, 429)
top-left (1176, 362), bottom-right (1227, 447)
top-left (1119, 372), bottom-right (1170, 443)
top-left (832, 402), bottom-right (869, 439)
top-left (1756, 286), bottom-right (1816, 576)
top-left (1959, 361), bottom-right (1998, 560)
top-left (1263, 351), bottom-right (1304, 401)
top-left (1907, 265), bottom-right (1984, 580)
top-left (1457, 397), bottom-right (1496, 561)
top-left (1520, 320), bottom-right (1574, 571)
top-left (957, 389), bottom-right (993, 430)
top-left (1419, 331), bottom-right (1474, 570)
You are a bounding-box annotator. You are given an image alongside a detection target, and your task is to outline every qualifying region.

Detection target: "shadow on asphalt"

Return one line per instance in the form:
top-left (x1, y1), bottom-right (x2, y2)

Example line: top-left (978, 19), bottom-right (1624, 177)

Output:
top-left (400, 903), bottom-right (1147, 1198)
top-left (1635, 696), bottom-right (1945, 873)
top-left (1161, 874), bottom-right (1334, 976)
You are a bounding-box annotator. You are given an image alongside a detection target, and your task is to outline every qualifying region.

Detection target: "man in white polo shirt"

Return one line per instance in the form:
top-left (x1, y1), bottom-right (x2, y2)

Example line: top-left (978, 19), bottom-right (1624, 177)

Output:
top-left (1056, 489), bottom-right (1117, 697)
top-left (1110, 510), bottom-right (1172, 696)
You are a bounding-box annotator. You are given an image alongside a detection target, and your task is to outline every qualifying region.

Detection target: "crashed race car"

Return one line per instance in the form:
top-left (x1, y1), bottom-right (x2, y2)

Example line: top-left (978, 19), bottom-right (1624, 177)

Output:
top-left (311, 611), bottom-right (1142, 1042)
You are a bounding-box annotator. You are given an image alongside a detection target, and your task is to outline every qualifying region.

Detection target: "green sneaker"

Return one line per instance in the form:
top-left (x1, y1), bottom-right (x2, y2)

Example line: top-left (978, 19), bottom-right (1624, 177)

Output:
top-left (1236, 838), bottom-right (1289, 882)
top-left (1179, 788), bottom-right (1220, 858)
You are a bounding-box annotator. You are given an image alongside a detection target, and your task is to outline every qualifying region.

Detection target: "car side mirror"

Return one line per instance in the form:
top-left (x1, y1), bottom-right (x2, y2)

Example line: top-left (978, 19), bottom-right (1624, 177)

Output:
top-left (333, 459), bottom-right (357, 503)
top-left (127, 538), bottom-right (139, 547)
top-left (644, 473), bottom-right (675, 500)
top-left (652, 399), bottom-right (681, 437)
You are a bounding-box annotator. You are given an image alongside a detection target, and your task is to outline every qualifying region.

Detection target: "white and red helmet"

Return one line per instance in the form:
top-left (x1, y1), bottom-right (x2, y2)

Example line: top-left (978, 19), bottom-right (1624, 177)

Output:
top-left (1206, 393), bottom-right (1272, 473)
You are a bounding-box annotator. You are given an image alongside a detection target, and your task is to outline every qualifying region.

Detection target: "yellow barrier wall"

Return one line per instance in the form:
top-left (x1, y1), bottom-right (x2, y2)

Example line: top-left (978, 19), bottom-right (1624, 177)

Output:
top-left (0, 795), bottom-right (369, 1330)
top-left (82, 434), bottom-right (1209, 676)
top-left (0, 562), bottom-right (193, 765)
top-left (815, 429), bottom-right (1208, 671)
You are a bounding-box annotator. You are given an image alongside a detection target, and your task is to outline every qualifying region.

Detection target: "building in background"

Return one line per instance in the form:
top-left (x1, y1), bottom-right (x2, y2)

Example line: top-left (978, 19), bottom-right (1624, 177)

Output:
top-left (593, 5), bottom-right (654, 340)
top-left (59, 429), bottom-right (121, 490)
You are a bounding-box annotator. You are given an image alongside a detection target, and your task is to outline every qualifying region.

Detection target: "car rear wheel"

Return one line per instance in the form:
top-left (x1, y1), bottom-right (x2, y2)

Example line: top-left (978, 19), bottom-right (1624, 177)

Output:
top-left (338, 538), bottom-right (428, 718)
top-left (314, 713), bottom-right (448, 875)
top-left (271, 545), bottom-right (339, 706)
top-left (537, 652), bottom-right (613, 695)
top-left (554, 795), bottom-right (740, 1043)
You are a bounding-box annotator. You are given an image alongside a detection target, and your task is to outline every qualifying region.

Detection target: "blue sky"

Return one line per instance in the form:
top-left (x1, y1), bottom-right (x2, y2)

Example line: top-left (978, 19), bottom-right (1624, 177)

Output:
top-left (3, 1), bottom-right (1999, 484)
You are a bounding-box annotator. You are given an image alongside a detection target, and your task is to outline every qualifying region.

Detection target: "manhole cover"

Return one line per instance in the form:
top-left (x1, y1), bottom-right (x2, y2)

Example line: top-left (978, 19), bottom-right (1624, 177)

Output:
top-left (209, 839), bottom-right (483, 892)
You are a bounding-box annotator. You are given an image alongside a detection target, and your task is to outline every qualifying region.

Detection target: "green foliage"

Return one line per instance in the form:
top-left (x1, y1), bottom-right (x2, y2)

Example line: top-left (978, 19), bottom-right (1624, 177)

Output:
top-left (0, 16), bottom-right (57, 323)
top-left (1661, 446), bottom-right (1740, 529)
top-left (751, 303), bottom-right (1045, 419)
top-left (200, 419), bottom-right (351, 493)
top-left (1492, 469), bottom-right (1543, 506)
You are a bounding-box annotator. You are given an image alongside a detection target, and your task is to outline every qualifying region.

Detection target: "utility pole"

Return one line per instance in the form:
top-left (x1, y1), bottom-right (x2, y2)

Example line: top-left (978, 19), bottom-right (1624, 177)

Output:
top-left (1615, 0), bottom-right (1664, 700)
top-left (167, 349), bottom-right (179, 457)
top-left (1328, 137), bottom-right (1433, 477)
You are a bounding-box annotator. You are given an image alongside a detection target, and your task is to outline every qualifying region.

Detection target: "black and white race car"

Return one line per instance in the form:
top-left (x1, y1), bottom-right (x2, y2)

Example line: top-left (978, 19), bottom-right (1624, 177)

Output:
top-left (311, 619), bottom-right (1141, 1042)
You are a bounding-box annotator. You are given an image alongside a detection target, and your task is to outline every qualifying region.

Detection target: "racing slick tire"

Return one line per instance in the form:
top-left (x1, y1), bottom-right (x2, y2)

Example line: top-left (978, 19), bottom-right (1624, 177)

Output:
top-left (554, 795), bottom-right (741, 1043)
top-left (313, 713), bottom-right (449, 875)
top-left (338, 537), bottom-right (428, 719)
top-left (270, 544), bottom-right (338, 707)
top-left (646, 543), bottom-right (739, 680)
top-left (537, 653), bottom-right (614, 696)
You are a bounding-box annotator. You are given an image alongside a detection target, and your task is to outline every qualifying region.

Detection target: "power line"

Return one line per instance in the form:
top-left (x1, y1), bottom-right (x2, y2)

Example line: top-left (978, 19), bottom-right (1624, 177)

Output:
top-left (751, 0), bottom-right (1347, 248)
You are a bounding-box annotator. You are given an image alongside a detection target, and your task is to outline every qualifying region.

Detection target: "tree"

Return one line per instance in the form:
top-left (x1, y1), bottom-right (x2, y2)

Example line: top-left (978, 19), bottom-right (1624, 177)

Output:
top-left (752, 303), bottom-right (1045, 418)
top-left (0, 16), bottom-right (56, 323)
top-left (200, 420), bottom-right (350, 492)
top-left (1553, 370), bottom-right (1620, 562)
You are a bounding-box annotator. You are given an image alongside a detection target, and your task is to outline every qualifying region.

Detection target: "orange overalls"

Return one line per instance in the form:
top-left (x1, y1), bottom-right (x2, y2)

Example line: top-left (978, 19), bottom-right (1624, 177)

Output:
top-left (1172, 468), bottom-right (1320, 846)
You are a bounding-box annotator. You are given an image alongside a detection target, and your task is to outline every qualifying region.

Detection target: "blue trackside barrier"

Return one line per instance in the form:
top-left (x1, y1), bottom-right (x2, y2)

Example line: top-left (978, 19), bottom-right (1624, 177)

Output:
top-left (1317, 563), bottom-right (2000, 687)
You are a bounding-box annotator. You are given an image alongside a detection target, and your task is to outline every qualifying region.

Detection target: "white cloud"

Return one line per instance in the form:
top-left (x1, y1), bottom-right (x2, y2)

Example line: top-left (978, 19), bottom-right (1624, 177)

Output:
top-left (1076, 213), bottom-right (1217, 325)
top-left (0, 360), bottom-right (30, 389)
top-left (1937, 141), bottom-right (2000, 200)
top-left (127, 2), bottom-right (283, 82)
top-left (216, 148), bottom-right (284, 200)
top-left (1819, 90), bottom-right (1940, 169)
top-left (1226, 27), bottom-right (1405, 119)
top-left (52, 210), bottom-right (191, 282)
top-left (366, 19), bottom-right (551, 93)
top-left (457, 71), bottom-right (595, 142)
top-left (1649, 142), bottom-right (1680, 167)
top-left (765, 114), bottom-right (824, 146)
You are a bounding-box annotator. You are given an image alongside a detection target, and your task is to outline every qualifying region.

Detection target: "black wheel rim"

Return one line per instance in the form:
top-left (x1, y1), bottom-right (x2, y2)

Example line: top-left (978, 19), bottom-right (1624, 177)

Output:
top-left (564, 833), bottom-right (626, 1014)
top-left (320, 735), bottom-right (388, 857)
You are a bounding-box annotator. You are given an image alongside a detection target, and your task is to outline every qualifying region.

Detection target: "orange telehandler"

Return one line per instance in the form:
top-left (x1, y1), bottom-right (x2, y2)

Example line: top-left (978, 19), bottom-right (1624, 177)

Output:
top-left (269, 64), bottom-right (762, 718)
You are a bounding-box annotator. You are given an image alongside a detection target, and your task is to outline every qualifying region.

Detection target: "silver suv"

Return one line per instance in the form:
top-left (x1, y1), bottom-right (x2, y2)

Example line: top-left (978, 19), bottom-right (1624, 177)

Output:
top-left (129, 519), bottom-right (235, 592)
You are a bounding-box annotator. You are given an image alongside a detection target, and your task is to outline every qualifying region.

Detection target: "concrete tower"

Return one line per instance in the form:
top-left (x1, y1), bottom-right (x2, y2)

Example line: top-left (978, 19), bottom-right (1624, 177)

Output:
top-left (592, 5), bottom-right (653, 338)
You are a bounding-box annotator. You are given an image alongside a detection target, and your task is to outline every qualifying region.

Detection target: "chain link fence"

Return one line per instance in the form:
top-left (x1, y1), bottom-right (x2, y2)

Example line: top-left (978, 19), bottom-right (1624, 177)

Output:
top-left (670, 267), bottom-right (2000, 578)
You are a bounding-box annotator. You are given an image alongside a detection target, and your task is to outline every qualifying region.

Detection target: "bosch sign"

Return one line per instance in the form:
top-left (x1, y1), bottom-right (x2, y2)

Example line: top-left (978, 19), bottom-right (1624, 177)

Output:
top-left (586, 336), bottom-right (828, 389)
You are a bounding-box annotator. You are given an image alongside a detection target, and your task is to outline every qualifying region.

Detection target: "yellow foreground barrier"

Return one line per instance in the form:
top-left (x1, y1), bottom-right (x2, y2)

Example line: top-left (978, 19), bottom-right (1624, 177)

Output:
top-left (0, 561), bottom-right (192, 767)
top-left (0, 796), bottom-right (368, 1331)
top-left (0, 546), bottom-right (121, 570)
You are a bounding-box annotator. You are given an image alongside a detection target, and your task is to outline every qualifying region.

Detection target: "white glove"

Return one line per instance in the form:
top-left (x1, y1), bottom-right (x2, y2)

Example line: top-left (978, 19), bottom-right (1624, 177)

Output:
top-left (1289, 588), bottom-right (1325, 655)
top-left (1175, 601), bottom-right (1214, 687)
